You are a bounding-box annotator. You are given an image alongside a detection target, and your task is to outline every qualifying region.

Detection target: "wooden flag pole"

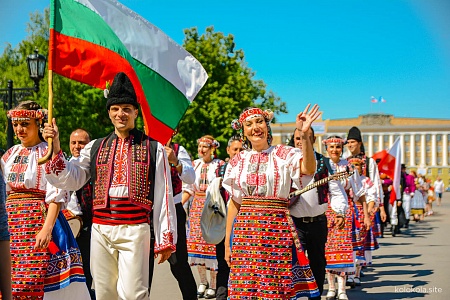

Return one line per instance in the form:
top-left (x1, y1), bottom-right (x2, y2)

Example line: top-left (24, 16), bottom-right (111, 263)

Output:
top-left (38, 70), bottom-right (53, 165)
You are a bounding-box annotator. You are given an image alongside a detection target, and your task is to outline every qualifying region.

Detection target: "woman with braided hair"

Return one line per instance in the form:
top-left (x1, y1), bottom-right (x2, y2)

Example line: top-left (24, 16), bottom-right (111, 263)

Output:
top-left (1, 100), bottom-right (89, 300)
top-left (222, 104), bottom-right (320, 299)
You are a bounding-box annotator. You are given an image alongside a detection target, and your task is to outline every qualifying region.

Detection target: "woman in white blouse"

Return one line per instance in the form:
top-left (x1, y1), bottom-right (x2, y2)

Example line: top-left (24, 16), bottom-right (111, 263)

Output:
top-left (222, 104), bottom-right (321, 299)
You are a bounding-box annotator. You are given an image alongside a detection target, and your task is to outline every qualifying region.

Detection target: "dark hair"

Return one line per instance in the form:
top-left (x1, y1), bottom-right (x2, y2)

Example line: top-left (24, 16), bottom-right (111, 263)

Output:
top-left (227, 135), bottom-right (241, 147)
top-left (13, 100), bottom-right (45, 142)
top-left (239, 107), bottom-right (273, 149)
top-left (13, 100), bottom-right (42, 111)
top-left (288, 127), bottom-right (315, 147)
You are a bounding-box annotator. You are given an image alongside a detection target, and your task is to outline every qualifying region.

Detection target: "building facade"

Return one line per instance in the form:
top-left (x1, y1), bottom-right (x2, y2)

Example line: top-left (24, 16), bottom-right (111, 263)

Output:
top-left (271, 113), bottom-right (450, 188)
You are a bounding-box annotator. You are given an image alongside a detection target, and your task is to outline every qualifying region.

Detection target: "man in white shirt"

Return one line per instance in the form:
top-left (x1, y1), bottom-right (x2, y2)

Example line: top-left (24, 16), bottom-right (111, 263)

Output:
top-left (66, 128), bottom-right (94, 299)
top-left (433, 177), bottom-right (445, 206)
top-left (288, 128), bottom-right (348, 300)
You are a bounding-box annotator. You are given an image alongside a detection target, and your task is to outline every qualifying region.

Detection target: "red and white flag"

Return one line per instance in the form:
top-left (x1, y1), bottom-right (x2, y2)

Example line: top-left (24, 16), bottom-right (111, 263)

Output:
top-left (377, 137), bottom-right (402, 204)
top-left (371, 96), bottom-right (378, 103)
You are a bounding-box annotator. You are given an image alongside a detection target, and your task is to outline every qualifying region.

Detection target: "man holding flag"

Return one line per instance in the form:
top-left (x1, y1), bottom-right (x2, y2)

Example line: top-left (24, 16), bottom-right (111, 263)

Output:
top-left (42, 1), bottom-right (208, 297)
top-left (43, 72), bottom-right (177, 300)
top-left (373, 138), bottom-right (403, 236)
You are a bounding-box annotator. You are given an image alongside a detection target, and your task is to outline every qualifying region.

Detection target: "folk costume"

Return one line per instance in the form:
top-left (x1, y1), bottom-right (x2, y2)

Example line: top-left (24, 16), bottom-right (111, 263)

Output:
top-left (346, 156), bottom-right (380, 273)
top-left (322, 136), bottom-right (365, 300)
top-left (44, 72), bottom-right (176, 300)
top-left (1, 129), bottom-right (89, 299)
top-left (223, 145), bottom-right (319, 299)
top-left (288, 148), bottom-right (348, 299)
top-left (223, 108), bottom-right (319, 300)
top-left (324, 158), bottom-right (361, 275)
top-left (186, 156), bottom-right (224, 269)
top-left (185, 136), bottom-right (224, 298)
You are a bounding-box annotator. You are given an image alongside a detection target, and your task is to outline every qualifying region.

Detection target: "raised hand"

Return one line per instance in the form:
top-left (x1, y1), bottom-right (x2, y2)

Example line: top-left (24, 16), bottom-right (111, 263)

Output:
top-left (296, 104), bottom-right (321, 133)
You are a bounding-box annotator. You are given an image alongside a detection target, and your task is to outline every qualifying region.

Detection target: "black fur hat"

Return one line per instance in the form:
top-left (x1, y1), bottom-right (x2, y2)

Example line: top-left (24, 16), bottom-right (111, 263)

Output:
top-left (106, 72), bottom-right (139, 109)
top-left (347, 126), bottom-right (362, 142)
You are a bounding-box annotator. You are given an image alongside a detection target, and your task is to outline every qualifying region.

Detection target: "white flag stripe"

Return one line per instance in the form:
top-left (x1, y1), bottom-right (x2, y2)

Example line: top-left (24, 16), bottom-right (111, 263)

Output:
top-left (389, 137), bottom-right (402, 200)
top-left (77, 0), bottom-right (208, 101)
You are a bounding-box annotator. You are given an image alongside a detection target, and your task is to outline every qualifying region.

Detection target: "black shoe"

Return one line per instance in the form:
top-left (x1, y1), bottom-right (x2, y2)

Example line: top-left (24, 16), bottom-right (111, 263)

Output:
top-left (197, 283), bottom-right (208, 298)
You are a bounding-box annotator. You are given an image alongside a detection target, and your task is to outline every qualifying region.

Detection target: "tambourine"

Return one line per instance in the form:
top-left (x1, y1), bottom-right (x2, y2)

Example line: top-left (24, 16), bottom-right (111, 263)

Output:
top-left (62, 209), bottom-right (83, 238)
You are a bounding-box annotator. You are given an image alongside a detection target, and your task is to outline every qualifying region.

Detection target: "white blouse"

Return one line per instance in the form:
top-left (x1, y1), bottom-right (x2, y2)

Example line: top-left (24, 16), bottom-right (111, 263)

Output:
top-left (222, 144), bottom-right (303, 204)
top-left (1, 143), bottom-right (69, 204)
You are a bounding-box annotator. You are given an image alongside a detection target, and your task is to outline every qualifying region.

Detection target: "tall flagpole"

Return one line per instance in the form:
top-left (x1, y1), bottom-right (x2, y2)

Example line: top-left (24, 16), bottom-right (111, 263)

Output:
top-left (38, 2), bottom-right (55, 165)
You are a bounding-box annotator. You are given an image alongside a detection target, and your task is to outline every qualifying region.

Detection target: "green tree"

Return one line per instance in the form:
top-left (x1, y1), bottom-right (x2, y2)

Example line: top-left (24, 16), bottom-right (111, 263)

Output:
top-left (174, 27), bottom-right (286, 158)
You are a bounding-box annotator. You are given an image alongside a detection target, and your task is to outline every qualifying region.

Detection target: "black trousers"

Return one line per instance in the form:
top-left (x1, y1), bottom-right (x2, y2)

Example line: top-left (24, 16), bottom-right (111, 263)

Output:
top-left (149, 203), bottom-right (197, 300)
top-left (77, 226), bottom-right (96, 299)
top-left (292, 214), bottom-right (328, 300)
top-left (215, 238), bottom-right (230, 300)
top-left (169, 203), bottom-right (198, 300)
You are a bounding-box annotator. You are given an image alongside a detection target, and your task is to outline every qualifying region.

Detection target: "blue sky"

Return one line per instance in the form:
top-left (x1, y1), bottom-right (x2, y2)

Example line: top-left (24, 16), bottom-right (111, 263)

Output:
top-left (1, 0), bottom-right (449, 123)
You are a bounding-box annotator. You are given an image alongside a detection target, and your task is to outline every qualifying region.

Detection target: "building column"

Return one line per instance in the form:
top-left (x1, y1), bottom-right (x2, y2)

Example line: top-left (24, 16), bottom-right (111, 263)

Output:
top-left (317, 135), bottom-right (323, 154)
top-left (443, 134), bottom-right (448, 166)
top-left (431, 134), bottom-right (437, 166)
top-left (379, 134), bottom-right (384, 152)
top-left (400, 134), bottom-right (405, 164)
top-left (410, 134), bottom-right (415, 167)
top-left (389, 134), bottom-right (394, 148)
top-left (420, 134), bottom-right (426, 166)
top-left (368, 134), bottom-right (374, 157)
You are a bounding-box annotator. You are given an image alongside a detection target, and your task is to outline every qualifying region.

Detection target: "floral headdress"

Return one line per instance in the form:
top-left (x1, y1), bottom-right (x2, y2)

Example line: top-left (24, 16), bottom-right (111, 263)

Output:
top-left (7, 109), bottom-right (48, 122)
top-left (322, 136), bottom-right (346, 145)
top-left (197, 137), bottom-right (220, 148)
top-left (347, 154), bottom-right (365, 165)
top-left (231, 107), bottom-right (274, 149)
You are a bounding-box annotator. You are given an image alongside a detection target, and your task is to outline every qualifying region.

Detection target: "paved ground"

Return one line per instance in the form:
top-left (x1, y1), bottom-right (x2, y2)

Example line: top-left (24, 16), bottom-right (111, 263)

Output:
top-left (150, 192), bottom-right (450, 299)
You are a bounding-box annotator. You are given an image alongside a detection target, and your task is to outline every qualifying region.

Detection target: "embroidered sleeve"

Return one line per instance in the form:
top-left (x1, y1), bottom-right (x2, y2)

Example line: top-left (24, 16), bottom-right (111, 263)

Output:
top-left (154, 231), bottom-right (176, 253)
top-left (152, 143), bottom-right (178, 254)
top-left (45, 150), bottom-right (66, 176)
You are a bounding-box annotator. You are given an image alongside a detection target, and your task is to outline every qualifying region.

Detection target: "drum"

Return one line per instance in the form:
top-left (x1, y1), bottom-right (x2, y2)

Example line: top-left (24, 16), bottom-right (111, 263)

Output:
top-left (62, 209), bottom-right (83, 238)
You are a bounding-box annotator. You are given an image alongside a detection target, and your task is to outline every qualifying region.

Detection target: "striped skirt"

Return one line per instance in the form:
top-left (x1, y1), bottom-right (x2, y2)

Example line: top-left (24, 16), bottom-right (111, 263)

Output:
top-left (325, 202), bottom-right (356, 275)
top-left (228, 197), bottom-right (319, 299)
top-left (187, 191), bottom-right (218, 270)
top-left (6, 190), bottom-right (85, 299)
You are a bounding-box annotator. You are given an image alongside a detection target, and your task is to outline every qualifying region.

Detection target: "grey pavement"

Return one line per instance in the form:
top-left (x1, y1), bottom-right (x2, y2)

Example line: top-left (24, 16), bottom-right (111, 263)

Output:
top-left (150, 192), bottom-right (450, 299)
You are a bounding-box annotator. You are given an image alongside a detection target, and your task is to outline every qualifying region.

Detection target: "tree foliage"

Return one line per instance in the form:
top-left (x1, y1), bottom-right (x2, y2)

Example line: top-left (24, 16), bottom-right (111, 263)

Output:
top-left (1, 13), bottom-right (287, 158)
top-left (174, 27), bottom-right (287, 158)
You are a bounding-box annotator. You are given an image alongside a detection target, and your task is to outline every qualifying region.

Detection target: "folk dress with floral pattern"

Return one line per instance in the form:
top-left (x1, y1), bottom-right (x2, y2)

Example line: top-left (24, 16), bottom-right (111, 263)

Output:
top-left (1, 143), bottom-right (88, 299)
top-left (222, 144), bottom-right (319, 299)
top-left (185, 157), bottom-right (224, 270)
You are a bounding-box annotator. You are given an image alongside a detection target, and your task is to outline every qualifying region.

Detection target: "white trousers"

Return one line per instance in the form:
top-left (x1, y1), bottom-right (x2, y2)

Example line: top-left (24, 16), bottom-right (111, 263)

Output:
top-left (402, 193), bottom-right (411, 219)
top-left (91, 223), bottom-right (151, 300)
top-left (390, 202), bottom-right (398, 226)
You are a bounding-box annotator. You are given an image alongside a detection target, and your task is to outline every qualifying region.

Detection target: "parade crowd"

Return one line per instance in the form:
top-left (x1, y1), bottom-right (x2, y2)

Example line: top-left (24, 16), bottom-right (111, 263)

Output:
top-left (0, 72), bottom-right (446, 300)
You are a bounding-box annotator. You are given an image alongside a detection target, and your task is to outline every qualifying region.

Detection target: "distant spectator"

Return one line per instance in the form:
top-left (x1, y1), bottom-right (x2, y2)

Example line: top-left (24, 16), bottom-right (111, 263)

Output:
top-left (433, 177), bottom-right (444, 206)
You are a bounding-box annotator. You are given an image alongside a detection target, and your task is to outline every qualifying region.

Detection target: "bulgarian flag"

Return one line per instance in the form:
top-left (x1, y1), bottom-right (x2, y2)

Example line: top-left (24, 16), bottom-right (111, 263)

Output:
top-left (49, 0), bottom-right (208, 144)
top-left (376, 137), bottom-right (402, 204)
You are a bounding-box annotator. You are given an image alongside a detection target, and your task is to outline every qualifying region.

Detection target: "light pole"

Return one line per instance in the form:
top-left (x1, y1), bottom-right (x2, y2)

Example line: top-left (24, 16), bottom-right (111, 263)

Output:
top-left (1, 48), bottom-right (47, 149)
